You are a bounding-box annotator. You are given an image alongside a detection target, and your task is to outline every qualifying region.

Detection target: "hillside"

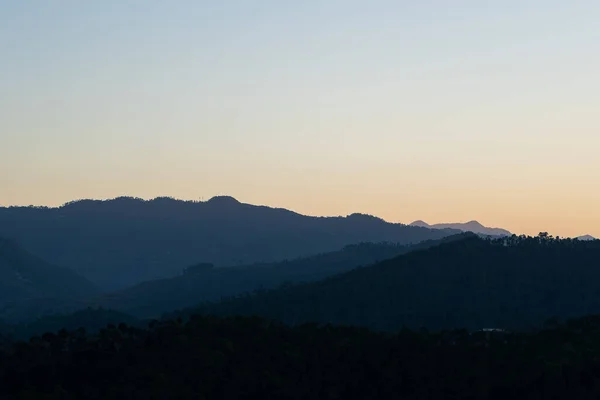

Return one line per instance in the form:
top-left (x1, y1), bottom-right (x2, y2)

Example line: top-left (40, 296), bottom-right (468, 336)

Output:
top-left (410, 220), bottom-right (511, 236)
top-left (0, 238), bottom-right (97, 306)
top-left (102, 233), bottom-right (474, 318)
top-left (0, 197), bottom-right (459, 289)
top-left (190, 235), bottom-right (600, 331)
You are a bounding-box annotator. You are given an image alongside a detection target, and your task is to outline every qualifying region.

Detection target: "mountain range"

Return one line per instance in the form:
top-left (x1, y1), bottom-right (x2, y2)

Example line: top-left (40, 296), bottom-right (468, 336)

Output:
top-left (2, 195), bottom-right (597, 331)
top-left (0, 196), bottom-right (460, 289)
top-left (409, 220), bottom-right (512, 237)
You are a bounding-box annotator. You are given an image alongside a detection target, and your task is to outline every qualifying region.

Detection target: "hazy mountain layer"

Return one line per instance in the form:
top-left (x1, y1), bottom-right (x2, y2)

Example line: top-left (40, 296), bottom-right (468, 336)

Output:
top-left (0, 196), bottom-right (459, 289)
top-left (0, 237), bottom-right (97, 306)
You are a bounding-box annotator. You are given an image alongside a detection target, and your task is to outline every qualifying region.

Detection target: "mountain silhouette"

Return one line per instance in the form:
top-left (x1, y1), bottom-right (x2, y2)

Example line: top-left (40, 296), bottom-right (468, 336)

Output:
top-left (0, 237), bottom-right (97, 306)
top-left (0, 197), bottom-right (460, 290)
top-left (189, 235), bottom-right (600, 331)
top-left (410, 220), bottom-right (511, 237)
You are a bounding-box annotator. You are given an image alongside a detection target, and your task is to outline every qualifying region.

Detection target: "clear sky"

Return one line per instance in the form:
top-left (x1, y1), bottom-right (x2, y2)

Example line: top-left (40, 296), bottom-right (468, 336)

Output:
top-left (1, 1), bottom-right (599, 237)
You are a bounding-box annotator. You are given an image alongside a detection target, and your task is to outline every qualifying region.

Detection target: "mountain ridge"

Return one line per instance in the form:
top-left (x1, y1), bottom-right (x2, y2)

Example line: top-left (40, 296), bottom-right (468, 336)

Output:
top-left (0, 196), bottom-right (461, 289)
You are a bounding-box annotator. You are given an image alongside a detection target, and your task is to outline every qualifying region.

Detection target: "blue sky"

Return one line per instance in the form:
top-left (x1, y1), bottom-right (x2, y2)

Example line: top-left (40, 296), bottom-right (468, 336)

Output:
top-left (1, 1), bottom-right (599, 236)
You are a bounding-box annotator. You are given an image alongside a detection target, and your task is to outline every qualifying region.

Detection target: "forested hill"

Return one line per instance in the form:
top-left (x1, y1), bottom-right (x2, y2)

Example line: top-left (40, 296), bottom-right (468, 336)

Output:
top-left (0, 196), bottom-right (459, 289)
top-left (102, 233), bottom-right (474, 318)
top-left (187, 234), bottom-right (600, 331)
top-left (0, 237), bottom-right (97, 305)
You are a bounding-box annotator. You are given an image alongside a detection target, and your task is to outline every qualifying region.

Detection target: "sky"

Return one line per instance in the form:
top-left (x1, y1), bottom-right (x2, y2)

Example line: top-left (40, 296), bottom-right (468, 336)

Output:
top-left (1, 0), bottom-right (599, 238)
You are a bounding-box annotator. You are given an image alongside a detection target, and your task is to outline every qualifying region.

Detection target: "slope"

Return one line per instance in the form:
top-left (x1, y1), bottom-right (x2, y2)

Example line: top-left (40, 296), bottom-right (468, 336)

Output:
top-left (191, 235), bottom-right (600, 330)
top-left (0, 237), bottom-right (97, 306)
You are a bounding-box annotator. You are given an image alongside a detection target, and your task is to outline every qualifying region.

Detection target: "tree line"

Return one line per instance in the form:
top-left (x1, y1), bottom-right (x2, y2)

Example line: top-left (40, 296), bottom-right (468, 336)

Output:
top-left (2, 313), bottom-right (600, 398)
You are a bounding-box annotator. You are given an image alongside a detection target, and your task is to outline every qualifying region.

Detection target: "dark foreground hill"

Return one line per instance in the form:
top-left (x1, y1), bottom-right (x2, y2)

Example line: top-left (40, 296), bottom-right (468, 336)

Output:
top-left (0, 196), bottom-right (459, 289)
top-left (4, 313), bottom-right (600, 399)
top-left (0, 238), bottom-right (97, 306)
top-left (187, 234), bottom-right (600, 331)
top-left (102, 234), bottom-right (474, 318)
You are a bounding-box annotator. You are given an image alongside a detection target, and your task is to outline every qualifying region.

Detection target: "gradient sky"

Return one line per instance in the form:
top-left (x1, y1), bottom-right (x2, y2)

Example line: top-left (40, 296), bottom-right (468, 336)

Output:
top-left (1, 1), bottom-right (599, 237)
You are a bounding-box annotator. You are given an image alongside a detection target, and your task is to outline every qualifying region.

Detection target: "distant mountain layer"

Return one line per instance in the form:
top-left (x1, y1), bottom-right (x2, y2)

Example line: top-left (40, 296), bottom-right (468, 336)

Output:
top-left (0, 238), bottom-right (97, 306)
top-left (410, 220), bottom-right (511, 237)
top-left (0, 197), bottom-right (460, 290)
top-left (188, 235), bottom-right (600, 331)
top-left (576, 235), bottom-right (597, 241)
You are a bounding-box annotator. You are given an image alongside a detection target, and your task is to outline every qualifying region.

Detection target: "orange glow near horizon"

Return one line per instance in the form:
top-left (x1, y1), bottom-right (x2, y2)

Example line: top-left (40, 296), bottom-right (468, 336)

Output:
top-left (1, 2), bottom-right (599, 239)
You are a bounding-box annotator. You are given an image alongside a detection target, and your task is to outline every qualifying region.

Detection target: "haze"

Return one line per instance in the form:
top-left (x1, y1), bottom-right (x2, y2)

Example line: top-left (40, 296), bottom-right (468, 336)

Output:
top-left (1, 1), bottom-right (598, 238)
